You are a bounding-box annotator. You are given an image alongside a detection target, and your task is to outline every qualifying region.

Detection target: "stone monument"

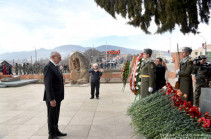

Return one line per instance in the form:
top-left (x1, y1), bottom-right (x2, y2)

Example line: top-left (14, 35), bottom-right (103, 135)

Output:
top-left (200, 88), bottom-right (211, 115)
top-left (69, 52), bottom-right (90, 84)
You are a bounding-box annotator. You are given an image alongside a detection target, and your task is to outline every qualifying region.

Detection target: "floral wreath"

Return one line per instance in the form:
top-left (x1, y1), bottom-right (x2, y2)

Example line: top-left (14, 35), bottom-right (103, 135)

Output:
top-left (121, 60), bottom-right (130, 92)
top-left (130, 53), bottom-right (143, 96)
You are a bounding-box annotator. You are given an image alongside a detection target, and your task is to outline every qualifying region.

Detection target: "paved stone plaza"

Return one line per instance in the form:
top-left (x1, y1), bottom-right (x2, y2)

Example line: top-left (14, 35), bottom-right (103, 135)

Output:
top-left (0, 83), bottom-right (145, 139)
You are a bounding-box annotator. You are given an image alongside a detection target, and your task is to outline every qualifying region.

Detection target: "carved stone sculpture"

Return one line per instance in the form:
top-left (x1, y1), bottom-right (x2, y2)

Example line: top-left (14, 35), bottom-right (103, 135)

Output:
top-left (69, 52), bottom-right (90, 84)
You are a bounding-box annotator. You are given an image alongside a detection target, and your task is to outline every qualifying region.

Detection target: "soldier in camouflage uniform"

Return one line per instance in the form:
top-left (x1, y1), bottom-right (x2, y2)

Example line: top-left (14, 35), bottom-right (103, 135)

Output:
top-left (34, 64), bottom-right (37, 74)
top-left (35, 63), bottom-right (38, 74)
top-left (32, 64), bottom-right (34, 74)
top-left (29, 64), bottom-right (33, 74)
top-left (41, 64), bottom-right (45, 74)
top-left (37, 63), bottom-right (40, 74)
top-left (176, 47), bottom-right (193, 104)
top-left (15, 63), bottom-right (19, 75)
top-left (192, 55), bottom-right (207, 107)
top-left (36, 63), bottom-right (39, 74)
top-left (140, 49), bottom-right (156, 98)
top-left (26, 63), bottom-right (29, 75)
top-left (23, 63), bottom-right (26, 75)
top-left (26, 63), bottom-right (30, 74)
top-left (18, 64), bottom-right (22, 75)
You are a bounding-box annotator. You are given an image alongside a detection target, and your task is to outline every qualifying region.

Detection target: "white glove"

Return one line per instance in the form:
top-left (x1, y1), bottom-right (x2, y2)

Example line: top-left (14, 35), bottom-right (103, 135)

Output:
top-left (175, 77), bottom-right (178, 82)
top-left (176, 69), bottom-right (180, 74)
top-left (148, 87), bottom-right (153, 93)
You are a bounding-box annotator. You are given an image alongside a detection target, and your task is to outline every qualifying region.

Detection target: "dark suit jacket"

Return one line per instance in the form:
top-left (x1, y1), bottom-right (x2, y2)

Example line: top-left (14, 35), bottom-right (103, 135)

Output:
top-left (43, 61), bottom-right (64, 102)
top-left (89, 68), bottom-right (102, 83)
top-left (155, 65), bottom-right (166, 91)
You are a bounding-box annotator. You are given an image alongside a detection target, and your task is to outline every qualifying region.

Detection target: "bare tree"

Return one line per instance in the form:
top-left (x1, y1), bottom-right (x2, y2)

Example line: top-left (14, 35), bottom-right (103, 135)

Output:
top-left (83, 49), bottom-right (103, 63)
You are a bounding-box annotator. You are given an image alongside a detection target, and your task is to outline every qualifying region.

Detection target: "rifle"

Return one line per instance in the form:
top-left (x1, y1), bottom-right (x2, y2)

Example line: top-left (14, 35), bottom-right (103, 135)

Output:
top-left (175, 43), bottom-right (180, 89)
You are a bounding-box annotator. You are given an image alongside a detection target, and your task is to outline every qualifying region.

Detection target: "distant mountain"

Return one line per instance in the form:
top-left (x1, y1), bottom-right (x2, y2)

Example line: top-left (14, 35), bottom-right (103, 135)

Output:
top-left (0, 45), bottom-right (168, 61)
top-left (0, 45), bottom-right (86, 61)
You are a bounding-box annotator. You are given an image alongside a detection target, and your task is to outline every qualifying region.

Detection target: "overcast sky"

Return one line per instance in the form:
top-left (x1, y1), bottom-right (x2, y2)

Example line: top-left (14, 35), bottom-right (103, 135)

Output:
top-left (0, 0), bottom-right (211, 54)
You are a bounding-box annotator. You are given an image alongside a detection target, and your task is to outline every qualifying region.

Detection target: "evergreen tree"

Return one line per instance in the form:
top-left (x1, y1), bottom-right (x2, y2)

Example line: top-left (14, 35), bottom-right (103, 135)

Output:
top-left (95, 0), bottom-right (211, 34)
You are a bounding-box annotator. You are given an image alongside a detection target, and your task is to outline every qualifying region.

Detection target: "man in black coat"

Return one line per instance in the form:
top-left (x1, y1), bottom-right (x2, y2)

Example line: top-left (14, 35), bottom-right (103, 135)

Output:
top-left (89, 63), bottom-right (103, 99)
top-left (43, 51), bottom-right (67, 139)
top-left (155, 58), bottom-right (166, 91)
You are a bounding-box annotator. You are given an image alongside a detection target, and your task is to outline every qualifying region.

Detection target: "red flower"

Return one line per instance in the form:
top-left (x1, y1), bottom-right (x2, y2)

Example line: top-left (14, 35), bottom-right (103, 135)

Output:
top-left (177, 90), bottom-right (182, 96)
top-left (166, 91), bottom-right (170, 95)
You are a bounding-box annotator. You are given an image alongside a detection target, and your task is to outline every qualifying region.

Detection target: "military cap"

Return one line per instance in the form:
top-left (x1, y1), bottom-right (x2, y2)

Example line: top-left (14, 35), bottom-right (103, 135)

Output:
top-left (182, 47), bottom-right (192, 54)
top-left (143, 48), bottom-right (152, 55)
top-left (199, 55), bottom-right (206, 59)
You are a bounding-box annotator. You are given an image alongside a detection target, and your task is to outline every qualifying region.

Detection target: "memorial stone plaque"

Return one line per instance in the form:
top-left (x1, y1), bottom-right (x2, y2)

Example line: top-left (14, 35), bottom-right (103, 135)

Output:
top-left (200, 88), bottom-right (211, 114)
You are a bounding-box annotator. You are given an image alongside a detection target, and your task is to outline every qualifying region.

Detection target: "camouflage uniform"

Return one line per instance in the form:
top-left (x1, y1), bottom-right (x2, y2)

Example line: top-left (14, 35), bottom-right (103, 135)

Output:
top-left (29, 64), bottom-right (33, 74)
top-left (192, 56), bottom-right (207, 107)
top-left (41, 64), bottom-right (45, 74)
top-left (15, 63), bottom-right (19, 75)
top-left (37, 63), bottom-right (40, 74)
top-left (26, 63), bottom-right (30, 75)
top-left (18, 64), bottom-right (22, 75)
top-left (23, 63), bottom-right (26, 75)
top-left (34, 64), bottom-right (37, 74)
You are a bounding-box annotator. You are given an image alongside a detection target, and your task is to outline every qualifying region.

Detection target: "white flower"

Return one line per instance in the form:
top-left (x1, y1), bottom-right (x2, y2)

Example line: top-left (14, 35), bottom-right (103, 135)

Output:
top-left (137, 66), bottom-right (139, 69)
top-left (138, 82), bottom-right (141, 85)
top-left (136, 86), bottom-right (139, 89)
top-left (162, 86), bottom-right (167, 89)
top-left (139, 75), bottom-right (141, 78)
top-left (135, 73), bottom-right (138, 75)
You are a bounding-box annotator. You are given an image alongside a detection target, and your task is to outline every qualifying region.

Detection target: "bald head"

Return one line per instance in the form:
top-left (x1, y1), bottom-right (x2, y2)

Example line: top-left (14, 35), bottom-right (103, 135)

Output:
top-left (50, 51), bottom-right (61, 64)
top-left (93, 63), bottom-right (98, 70)
top-left (50, 51), bottom-right (60, 58)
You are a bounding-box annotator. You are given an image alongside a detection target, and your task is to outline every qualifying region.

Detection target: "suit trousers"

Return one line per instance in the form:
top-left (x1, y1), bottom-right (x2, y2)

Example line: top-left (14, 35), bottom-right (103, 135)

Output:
top-left (91, 82), bottom-right (100, 97)
top-left (46, 101), bottom-right (61, 136)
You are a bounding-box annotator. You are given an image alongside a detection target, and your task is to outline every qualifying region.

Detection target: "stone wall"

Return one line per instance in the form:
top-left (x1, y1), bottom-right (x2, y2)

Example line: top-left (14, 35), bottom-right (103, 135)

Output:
top-left (0, 73), bottom-right (122, 83)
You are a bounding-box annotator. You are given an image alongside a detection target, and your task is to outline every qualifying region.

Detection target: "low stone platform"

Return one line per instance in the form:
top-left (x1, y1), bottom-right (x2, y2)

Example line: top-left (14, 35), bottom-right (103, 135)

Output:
top-left (0, 79), bottom-right (39, 88)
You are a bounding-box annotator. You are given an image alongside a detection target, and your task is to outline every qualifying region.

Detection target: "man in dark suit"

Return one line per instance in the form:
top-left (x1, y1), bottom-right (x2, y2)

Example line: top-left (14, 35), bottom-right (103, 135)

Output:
top-left (43, 51), bottom-right (67, 139)
top-left (155, 58), bottom-right (166, 91)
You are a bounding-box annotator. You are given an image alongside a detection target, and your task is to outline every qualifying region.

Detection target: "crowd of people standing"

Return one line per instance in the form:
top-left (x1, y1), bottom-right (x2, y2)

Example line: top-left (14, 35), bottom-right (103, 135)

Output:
top-left (98, 62), bottom-right (119, 69)
top-left (0, 62), bottom-right (13, 75)
top-left (14, 63), bottom-right (45, 75)
top-left (0, 62), bottom-right (69, 75)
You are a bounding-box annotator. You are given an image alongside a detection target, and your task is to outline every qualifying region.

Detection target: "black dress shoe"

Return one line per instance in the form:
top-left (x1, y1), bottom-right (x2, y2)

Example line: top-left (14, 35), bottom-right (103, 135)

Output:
top-left (49, 135), bottom-right (59, 139)
top-left (96, 96), bottom-right (99, 99)
top-left (56, 130), bottom-right (67, 136)
top-left (90, 97), bottom-right (94, 99)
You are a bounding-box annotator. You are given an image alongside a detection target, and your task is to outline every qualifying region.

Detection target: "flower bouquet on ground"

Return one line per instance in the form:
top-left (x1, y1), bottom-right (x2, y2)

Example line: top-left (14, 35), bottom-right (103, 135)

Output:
top-left (121, 60), bottom-right (130, 92)
top-left (128, 83), bottom-right (211, 139)
top-left (130, 53), bottom-right (143, 101)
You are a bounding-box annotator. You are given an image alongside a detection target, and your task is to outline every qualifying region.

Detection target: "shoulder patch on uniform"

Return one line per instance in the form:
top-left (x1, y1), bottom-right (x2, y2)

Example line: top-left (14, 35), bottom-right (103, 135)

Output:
top-left (150, 63), bottom-right (154, 68)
